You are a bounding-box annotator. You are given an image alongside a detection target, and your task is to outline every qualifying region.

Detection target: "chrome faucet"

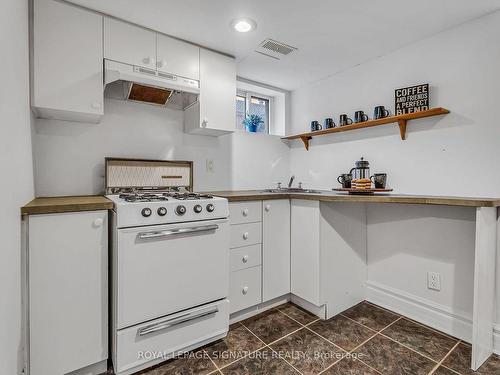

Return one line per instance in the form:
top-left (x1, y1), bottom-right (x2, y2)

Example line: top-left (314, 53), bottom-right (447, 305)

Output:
top-left (288, 175), bottom-right (295, 188)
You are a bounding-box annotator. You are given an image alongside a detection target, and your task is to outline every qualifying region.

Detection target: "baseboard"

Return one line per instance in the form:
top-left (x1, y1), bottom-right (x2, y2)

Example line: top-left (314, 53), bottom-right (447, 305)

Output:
top-left (367, 281), bottom-right (473, 340)
top-left (367, 280), bottom-right (500, 355)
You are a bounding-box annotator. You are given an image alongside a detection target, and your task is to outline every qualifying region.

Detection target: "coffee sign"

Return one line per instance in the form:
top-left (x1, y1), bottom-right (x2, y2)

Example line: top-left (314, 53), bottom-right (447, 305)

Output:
top-left (395, 84), bottom-right (429, 115)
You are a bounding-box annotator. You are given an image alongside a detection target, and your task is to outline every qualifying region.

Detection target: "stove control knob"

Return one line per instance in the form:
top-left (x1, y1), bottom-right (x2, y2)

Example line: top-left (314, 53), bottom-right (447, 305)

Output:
top-left (194, 204), bottom-right (203, 213)
top-left (175, 205), bottom-right (186, 216)
top-left (157, 207), bottom-right (167, 216)
top-left (141, 208), bottom-right (152, 217)
top-left (206, 203), bottom-right (215, 213)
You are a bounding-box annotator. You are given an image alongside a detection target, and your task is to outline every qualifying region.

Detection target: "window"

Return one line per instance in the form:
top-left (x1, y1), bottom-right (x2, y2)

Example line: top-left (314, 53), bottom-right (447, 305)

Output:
top-left (235, 92), bottom-right (271, 133)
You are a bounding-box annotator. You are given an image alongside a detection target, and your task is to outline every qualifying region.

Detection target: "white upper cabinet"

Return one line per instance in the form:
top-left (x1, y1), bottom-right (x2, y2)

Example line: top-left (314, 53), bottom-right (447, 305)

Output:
top-left (32, 0), bottom-right (104, 123)
top-left (185, 49), bottom-right (236, 135)
top-left (104, 17), bottom-right (157, 70)
top-left (156, 34), bottom-right (199, 80)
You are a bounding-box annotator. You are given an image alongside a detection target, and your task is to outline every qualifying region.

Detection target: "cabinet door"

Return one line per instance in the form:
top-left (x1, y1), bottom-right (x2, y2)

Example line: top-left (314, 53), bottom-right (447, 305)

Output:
top-left (291, 200), bottom-right (321, 306)
top-left (263, 200), bottom-right (291, 301)
top-left (157, 34), bottom-right (200, 80)
top-left (104, 17), bottom-right (156, 69)
top-left (29, 211), bottom-right (108, 375)
top-left (32, 0), bottom-right (103, 122)
top-left (186, 49), bottom-right (235, 135)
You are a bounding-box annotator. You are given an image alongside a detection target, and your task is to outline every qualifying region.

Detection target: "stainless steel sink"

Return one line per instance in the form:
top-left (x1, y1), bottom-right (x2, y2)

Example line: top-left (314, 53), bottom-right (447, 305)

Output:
top-left (262, 188), bottom-right (322, 194)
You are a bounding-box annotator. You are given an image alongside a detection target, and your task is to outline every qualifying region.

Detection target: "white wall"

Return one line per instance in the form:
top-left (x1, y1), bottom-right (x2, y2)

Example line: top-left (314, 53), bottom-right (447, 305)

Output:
top-left (33, 98), bottom-right (290, 195)
top-left (290, 11), bottom-right (500, 197)
top-left (290, 11), bottom-right (500, 343)
top-left (0, 0), bottom-right (34, 374)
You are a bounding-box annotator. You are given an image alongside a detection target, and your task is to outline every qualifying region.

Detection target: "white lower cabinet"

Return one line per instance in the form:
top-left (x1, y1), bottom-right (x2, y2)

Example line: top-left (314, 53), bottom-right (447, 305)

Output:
top-left (230, 266), bottom-right (262, 313)
top-left (228, 199), bottom-right (291, 314)
top-left (27, 211), bottom-right (108, 375)
top-left (262, 200), bottom-right (291, 301)
top-left (291, 200), bottom-right (321, 306)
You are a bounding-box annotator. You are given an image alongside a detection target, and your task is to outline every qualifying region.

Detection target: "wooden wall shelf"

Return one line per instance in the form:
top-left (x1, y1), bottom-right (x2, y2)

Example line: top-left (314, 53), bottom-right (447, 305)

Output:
top-left (282, 107), bottom-right (450, 150)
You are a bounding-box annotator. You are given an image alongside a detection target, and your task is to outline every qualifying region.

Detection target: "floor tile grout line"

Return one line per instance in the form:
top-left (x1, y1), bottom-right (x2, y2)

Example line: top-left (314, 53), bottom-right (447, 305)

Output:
top-left (203, 348), bottom-right (220, 372)
top-left (273, 304), bottom-right (321, 327)
top-left (376, 331), bottom-right (440, 364)
top-left (302, 326), bottom-right (349, 354)
top-left (429, 340), bottom-right (462, 375)
top-left (393, 315), bottom-right (462, 342)
top-left (266, 343), bottom-right (305, 375)
top-left (338, 312), bottom-right (392, 333)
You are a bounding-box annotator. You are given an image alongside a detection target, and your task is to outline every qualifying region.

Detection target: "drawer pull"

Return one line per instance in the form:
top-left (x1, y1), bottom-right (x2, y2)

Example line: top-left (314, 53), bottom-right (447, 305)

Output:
top-left (242, 255), bottom-right (249, 263)
top-left (242, 286), bottom-right (249, 295)
top-left (242, 232), bottom-right (249, 240)
top-left (137, 306), bottom-right (218, 336)
top-left (265, 204), bottom-right (271, 212)
top-left (242, 208), bottom-right (249, 216)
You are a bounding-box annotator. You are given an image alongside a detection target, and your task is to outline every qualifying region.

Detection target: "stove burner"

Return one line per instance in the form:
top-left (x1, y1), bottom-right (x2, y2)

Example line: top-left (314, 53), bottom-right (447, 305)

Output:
top-left (162, 192), bottom-right (214, 200)
top-left (119, 193), bottom-right (169, 203)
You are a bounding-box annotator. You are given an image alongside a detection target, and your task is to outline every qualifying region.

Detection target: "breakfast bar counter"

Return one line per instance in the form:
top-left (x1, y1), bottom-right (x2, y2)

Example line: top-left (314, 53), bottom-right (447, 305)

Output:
top-left (210, 189), bottom-right (499, 371)
top-left (209, 190), bottom-right (500, 207)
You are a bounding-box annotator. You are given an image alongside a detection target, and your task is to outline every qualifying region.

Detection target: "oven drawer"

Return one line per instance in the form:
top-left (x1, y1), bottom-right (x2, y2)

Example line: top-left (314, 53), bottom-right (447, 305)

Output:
top-left (229, 266), bottom-right (262, 313)
top-left (230, 222), bottom-right (262, 248)
top-left (116, 219), bottom-right (229, 329)
top-left (114, 299), bottom-right (229, 374)
top-left (230, 244), bottom-right (261, 271)
top-left (229, 201), bottom-right (262, 225)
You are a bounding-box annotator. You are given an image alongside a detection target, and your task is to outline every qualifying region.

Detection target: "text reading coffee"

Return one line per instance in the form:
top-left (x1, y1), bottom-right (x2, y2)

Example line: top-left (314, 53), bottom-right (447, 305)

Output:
top-left (394, 84), bottom-right (429, 115)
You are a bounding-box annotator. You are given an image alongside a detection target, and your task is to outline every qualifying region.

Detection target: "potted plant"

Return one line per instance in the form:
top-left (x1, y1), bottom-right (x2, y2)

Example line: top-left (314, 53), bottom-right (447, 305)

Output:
top-left (242, 114), bottom-right (264, 133)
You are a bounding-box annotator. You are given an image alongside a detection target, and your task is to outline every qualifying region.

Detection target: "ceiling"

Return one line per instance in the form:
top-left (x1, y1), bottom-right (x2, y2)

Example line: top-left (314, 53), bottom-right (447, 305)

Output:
top-left (67, 0), bottom-right (500, 90)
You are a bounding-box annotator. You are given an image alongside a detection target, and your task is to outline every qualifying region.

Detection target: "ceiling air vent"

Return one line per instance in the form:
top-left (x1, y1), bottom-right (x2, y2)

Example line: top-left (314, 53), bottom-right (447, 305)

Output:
top-left (255, 39), bottom-right (297, 60)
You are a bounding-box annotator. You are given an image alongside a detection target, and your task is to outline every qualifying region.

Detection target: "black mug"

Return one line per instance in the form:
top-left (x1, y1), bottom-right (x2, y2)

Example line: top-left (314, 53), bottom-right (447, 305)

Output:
top-left (354, 110), bottom-right (369, 123)
top-left (370, 173), bottom-right (387, 189)
top-left (339, 114), bottom-right (353, 126)
top-left (324, 118), bottom-right (336, 129)
top-left (337, 173), bottom-right (352, 188)
top-left (311, 120), bottom-right (322, 131)
top-left (374, 106), bottom-right (390, 119)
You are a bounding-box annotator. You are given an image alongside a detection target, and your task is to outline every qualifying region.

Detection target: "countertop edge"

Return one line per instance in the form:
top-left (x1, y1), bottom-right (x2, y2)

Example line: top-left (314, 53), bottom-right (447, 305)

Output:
top-left (21, 196), bottom-right (114, 215)
top-left (208, 191), bottom-right (500, 208)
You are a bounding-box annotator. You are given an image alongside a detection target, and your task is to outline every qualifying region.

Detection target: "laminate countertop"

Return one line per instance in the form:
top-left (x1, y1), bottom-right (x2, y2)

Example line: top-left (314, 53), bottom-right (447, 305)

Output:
top-left (21, 196), bottom-right (114, 215)
top-left (207, 190), bottom-right (500, 208)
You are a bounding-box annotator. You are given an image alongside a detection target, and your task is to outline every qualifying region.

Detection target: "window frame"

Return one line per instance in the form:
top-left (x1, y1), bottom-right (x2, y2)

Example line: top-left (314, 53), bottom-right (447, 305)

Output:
top-left (236, 90), bottom-right (273, 134)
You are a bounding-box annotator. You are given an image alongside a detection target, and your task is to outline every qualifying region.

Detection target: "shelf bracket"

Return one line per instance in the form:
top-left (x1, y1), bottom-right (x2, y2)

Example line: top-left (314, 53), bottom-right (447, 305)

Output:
top-left (300, 136), bottom-right (312, 150)
top-left (398, 119), bottom-right (407, 140)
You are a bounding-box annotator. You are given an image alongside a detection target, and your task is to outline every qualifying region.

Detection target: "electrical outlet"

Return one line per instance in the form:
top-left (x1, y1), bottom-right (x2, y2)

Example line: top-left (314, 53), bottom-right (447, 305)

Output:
top-left (427, 272), bottom-right (441, 291)
top-left (206, 159), bottom-right (215, 173)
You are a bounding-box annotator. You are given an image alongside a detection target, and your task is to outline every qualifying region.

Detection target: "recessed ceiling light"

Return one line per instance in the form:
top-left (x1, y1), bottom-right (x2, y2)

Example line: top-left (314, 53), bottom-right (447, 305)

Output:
top-left (231, 18), bottom-right (257, 33)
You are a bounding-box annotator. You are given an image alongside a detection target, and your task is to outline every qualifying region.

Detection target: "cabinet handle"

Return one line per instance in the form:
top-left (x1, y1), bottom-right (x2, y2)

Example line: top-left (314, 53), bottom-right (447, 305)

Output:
top-left (93, 218), bottom-right (104, 227)
top-left (142, 56), bottom-right (153, 65)
top-left (201, 119), bottom-right (208, 128)
top-left (242, 232), bottom-right (249, 240)
top-left (265, 204), bottom-right (271, 212)
top-left (242, 208), bottom-right (249, 217)
top-left (242, 286), bottom-right (249, 295)
top-left (242, 255), bottom-right (249, 263)
top-left (91, 102), bottom-right (101, 109)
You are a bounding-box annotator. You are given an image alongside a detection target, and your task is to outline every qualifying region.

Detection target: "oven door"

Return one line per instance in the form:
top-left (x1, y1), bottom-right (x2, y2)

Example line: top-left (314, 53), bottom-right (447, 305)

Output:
top-left (116, 218), bottom-right (229, 329)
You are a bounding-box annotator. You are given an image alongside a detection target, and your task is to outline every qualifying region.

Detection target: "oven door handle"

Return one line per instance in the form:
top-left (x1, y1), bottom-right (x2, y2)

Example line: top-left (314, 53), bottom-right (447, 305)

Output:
top-left (137, 306), bottom-right (219, 337)
top-left (137, 224), bottom-right (219, 240)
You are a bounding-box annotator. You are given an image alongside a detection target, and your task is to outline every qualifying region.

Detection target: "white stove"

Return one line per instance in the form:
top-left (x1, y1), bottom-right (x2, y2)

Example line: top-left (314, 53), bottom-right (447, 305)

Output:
top-left (107, 190), bottom-right (229, 228)
top-left (106, 159), bottom-right (230, 375)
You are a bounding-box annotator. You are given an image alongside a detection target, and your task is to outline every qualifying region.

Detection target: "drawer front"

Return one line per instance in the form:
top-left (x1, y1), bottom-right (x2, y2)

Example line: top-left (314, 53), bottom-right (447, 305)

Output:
top-left (229, 201), bottom-right (262, 224)
top-left (230, 222), bottom-right (262, 248)
top-left (230, 244), bottom-right (261, 271)
top-left (230, 267), bottom-right (262, 313)
top-left (115, 300), bottom-right (229, 374)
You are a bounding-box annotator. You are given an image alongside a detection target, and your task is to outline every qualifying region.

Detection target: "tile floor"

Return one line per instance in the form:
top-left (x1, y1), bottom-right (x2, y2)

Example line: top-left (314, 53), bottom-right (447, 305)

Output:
top-left (134, 301), bottom-right (500, 375)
